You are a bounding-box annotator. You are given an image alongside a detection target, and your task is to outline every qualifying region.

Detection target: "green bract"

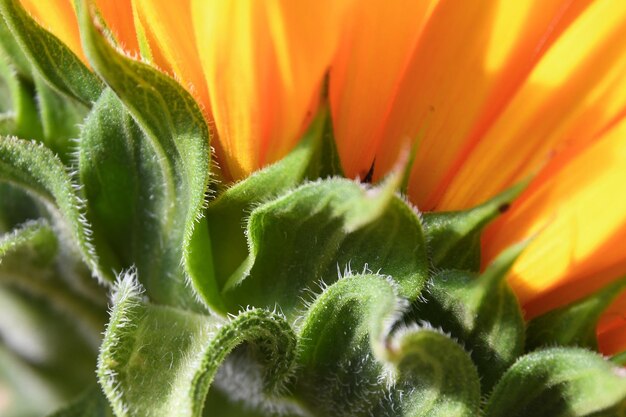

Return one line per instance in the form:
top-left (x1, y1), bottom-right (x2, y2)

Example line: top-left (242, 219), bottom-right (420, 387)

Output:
top-left (0, 1), bottom-right (625, 416)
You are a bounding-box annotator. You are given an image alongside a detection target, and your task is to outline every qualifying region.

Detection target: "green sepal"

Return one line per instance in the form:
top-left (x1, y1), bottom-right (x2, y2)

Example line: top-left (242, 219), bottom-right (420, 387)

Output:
top-left (77, 89), bottom-right (135, 274)
top-left (295, 274), bottom-right (405, 415)
top-left (423, 181), bottom-right (526, 271)
top-left (0, 218), bottom-right (106, 416)
top-left (527, 277), bottom-right (626, 351)
top-left (0, 12), bottom-right (30, 75)
top-left (485, 348), bottom-right (626, 417)
top-left (0, 218), bottom-right (55, 262)
top-left (0, 136), bottom-right (108, 282)
top-left (0, 52), bottom-right (87, 163)
top-left (0, 0), bottom-right (103, 104)
top-left (0, 219), bottom-right (106, 350)
top-left (197, 112), bottom-right (328, 313)
top-left (222, 177), bottom-right (428, 319)
top-left (202, 387), bottom-right (283, 417)
top-left (0, 55), bottom-right (44, 140)
top-left (79, 3), bottom-right (211, 308)
top-left (381, 328), bottom-right (481, 417)
top-left (612, 351), bottom-right (626, 367)
top-left (78, 88), bottom-right (191, 305)
top-left (48, 386), bottom-right (113, 417)
top-left (295, 275), bottom-right (480, 416)
top-left (0, 182), bottom-right (41, 233)
top-left (416, 242), bottom-right (526, 392)
top-left (33, 73), bottom-right (87, 161)
top-left (98, 273), bottom-right (297, 417)
top-left (305, 112), bottom-right (344, 179)
top-left (0, 286), bottom-right (98, 401)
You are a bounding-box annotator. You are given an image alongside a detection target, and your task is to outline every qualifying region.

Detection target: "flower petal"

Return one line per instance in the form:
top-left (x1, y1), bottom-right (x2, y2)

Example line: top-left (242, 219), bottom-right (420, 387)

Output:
top-left (192, 0), bottom-right (348, 179)
top-left (19, 0), bottom-right (85, 61)
top-left (436, 0), bottom-right (626, 210)
top-left (482, 114), bottom-right (626, 319)
top-left (133, 0), bottom-right (208, 110)
top-left (95, 0), bottom-right (139, 54)
top-left (329, 0), bottom-right (437, 179)
top-left (329, 0), bottom-right (591, 199)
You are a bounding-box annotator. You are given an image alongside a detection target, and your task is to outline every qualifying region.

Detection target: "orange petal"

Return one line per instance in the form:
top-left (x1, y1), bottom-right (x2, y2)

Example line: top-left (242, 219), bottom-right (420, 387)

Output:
top-left (192, 0), bottom-right (349, 179)
top-left (19, 0), bottom-right (85, 62)
top-left (482, 113), bottom-right (626, 319)
top-left (95, 0), bottom-right (139, 55)
top-left (436, 0), bottom-right (626, 210)
top-left (329, 0), bottom-right (437, 179)
top-left (598, 292), bottom-right (626, 355)
top-left (330, 0), bottom-right (591, 201)
top-left (133, 0), bottom-right (209, 111)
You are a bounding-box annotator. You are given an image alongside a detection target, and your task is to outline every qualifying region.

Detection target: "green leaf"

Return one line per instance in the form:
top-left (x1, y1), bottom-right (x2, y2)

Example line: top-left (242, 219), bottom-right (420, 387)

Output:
top-left (79, 4), bottom-right (211, 309)
top-left (485, 348), bottom-right (626, 417)
top-left (0, 0), bottom-right (103, 104)
top-left (0, 136), bottom-right (108, 282)
top-left (423, 182), bottom-right (526, 271)
top-left (222, 177), bottom-right (428, 319)
top-left (48, 386), bottom-right (113, 417)
top-left (98, 273), bottom-right (297, 417)
top-left (416, 243), bottom-right (526, 392)
top-left (527, 278), bottom-right (626, 351)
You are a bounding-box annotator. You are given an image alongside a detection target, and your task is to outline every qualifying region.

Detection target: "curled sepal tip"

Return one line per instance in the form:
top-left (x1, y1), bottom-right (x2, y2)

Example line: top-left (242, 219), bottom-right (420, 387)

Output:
top-left (98, 272), bottom-right (298, 417)
top-left (295, 274), bottom-right (480, 416)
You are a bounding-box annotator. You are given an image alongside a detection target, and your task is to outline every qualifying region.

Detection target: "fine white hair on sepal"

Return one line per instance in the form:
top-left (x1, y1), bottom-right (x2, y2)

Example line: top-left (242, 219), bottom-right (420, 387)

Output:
top-left (110, 266), bottom-right (145, 305)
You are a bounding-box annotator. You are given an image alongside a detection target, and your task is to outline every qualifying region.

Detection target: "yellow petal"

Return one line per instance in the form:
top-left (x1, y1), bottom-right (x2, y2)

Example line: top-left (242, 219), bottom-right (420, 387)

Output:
top-left (436, 0), bottom-right (626, 210)
top-left (482, 114), bottom-right (626, 319)
top-left (329, 0), bottom-right (437, 179)
top-left (192, 0), bottom-right (348, 180)
top-left (19, 0), bottom-right (85, 62)
top-left (133, 0), bottom-right (209, 111)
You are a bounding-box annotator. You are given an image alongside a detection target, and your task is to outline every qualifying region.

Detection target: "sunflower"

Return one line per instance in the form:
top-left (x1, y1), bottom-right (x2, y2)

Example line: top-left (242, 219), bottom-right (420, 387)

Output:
top-left (0, 0), bottom-right (625, 416)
